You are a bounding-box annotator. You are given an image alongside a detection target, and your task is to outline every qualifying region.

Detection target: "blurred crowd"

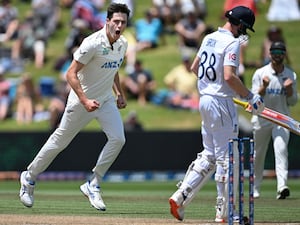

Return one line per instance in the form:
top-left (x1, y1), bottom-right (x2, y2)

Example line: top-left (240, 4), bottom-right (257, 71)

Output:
top-left (0, 0), bottom-right (299, 129)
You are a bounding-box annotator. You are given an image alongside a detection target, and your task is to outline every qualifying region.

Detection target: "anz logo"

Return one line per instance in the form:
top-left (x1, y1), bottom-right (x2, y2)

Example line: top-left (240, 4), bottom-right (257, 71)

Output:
top-left (101, 58), bottom-right (123, 69)
top-left (266, 88), bottom-right (284, 95)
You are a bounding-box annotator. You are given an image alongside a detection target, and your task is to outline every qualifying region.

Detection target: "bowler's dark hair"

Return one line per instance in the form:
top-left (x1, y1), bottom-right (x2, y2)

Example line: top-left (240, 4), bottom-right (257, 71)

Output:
top-left (107, 3), bottom-right (130, 20)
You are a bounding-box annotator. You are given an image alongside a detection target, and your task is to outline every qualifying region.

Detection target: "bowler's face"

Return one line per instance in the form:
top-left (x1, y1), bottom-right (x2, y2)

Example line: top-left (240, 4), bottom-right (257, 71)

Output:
top-left (106, 12), bottom-right (128, 43)
top-left (270, 51), bottom-right (285, 64)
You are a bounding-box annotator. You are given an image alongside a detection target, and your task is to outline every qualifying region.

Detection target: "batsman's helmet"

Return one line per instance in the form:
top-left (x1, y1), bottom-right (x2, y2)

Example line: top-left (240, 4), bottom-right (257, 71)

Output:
top-left (225, 6), bottom-right (255, 34)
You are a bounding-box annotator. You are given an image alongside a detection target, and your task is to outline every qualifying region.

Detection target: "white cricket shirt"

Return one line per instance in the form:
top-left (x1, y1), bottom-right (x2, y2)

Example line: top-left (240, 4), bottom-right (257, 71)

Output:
top-left (69, 25), bottom-right (128, 103)
top-left (196, 27), bottom-right (240, 98)
top-left (251, 63), bottom-right (298, 115)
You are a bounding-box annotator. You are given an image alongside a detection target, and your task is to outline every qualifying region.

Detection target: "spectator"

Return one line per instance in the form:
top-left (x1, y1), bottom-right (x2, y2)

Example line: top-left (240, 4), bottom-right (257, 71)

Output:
top-left (64, 19), bottom-right (90, 53)
top-left (251, 41), bottom-right (298, 199)
top-left (12, 0), bottom-right (61, 69)
top-left (0, 71), bottom-right (10, 120)
top-left (152, 0), bottom-right (182, 32)
top-left (0, 0), bottom-right (21, 71)
top-left (71, 0), bottom-right (106, 32)
top-left (63, 0), bottom-right (105, 70)
top-left (0, 0), bottom-right (19, 43)
top-left (174, 10), bottom-right (206, 57)
top-left (54, 47), bottom-right (72, 99)
top-left (31, 0), bottom-right (61, 38)
top-left (121, 59), bottom-right (156, 105)
top-left (48, 80), bottom-right (70, 131)
top-left (15, 73), bottom-right (40, 124)
top-left (260, 25), bottom-right (290, 66)
top-left (163, 55), bottom-right (199, 110)
top-left (12, 12), bottom-right (47, 68)
top-left (31, 0), bottom-right (61, 67)
top-left (134, 8), bottom-right (163, 52)
top-left (180, 0), bottom-right (207, 20)
top-left (124, 8), bottom-right (163, 73)
top-left (124, 110), bottom-right (144, 132)
top-left (267, 0), bottom-right (300, 21)
top-left (55, 17), bottom-right (90, 76)
top-left (123, 29), bottom-right (137, 74)
top-left (223, 0), bottom-right (257, 16)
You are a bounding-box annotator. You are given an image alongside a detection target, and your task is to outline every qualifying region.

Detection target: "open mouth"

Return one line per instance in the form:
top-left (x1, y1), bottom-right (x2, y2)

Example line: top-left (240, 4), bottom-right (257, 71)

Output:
top-left (116, 30), bottom-right (120, 35)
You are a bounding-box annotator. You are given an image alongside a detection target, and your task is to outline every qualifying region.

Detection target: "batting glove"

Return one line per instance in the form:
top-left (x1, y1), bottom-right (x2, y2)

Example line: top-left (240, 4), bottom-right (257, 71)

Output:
top-left (248, 93), bottom-right (264, 115)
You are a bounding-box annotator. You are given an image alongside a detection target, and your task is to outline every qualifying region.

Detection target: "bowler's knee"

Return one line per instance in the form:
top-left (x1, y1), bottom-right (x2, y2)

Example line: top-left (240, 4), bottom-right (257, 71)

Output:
top-left (109, 134), bottom-right (126, 148)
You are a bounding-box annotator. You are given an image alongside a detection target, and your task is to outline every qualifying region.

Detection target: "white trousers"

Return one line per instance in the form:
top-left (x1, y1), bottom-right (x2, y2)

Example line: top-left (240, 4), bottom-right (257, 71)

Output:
top-left (26, 96), bottom-right (125, 181)
top-left (198, 95), bottom-right (239, 199)
top-left (199, 95), bottom-right (239, 162)
top-left (253, 122), bottom-right (289, 192)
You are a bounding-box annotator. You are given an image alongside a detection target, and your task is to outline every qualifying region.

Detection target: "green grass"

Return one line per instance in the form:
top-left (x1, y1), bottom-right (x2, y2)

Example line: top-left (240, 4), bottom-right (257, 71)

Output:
top-left (2, 0), bottom-right (300, 131)
top-left (1, 179), bottom-right (300, 223)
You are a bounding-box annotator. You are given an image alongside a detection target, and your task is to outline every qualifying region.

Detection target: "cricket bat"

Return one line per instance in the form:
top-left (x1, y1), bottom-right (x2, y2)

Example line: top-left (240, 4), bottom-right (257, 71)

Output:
top-left (233, 98), bottom-right (300, 136)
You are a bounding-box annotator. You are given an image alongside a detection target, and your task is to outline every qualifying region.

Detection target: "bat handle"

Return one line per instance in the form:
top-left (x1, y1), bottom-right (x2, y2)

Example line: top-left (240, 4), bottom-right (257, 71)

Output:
top-left (233, 98), bottom-right (249, 109)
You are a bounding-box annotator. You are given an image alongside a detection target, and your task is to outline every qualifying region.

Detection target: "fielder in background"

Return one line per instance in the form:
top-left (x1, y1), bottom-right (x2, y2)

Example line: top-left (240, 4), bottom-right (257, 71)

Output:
top-left (251, 41), bottom-right (298, 199)
top-left (19, 3), bottom-right (130, 211)
top-left (168, 6), bottom-right (264, 223)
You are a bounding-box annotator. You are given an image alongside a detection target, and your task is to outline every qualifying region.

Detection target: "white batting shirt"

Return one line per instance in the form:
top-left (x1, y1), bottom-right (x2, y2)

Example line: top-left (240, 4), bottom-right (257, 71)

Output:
top-left (196, 27), bottom-right (240, 98)
top-left (69, 25), bottom-right (128, 103)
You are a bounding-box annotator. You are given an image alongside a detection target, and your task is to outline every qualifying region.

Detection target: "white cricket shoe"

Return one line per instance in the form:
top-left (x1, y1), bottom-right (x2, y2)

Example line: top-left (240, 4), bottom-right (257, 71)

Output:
top-left (19, 171), bottom-right (35, 208)
top-left (233, 211), bottom-right (241, 223)
top-left (253, 190), bottom-right (260, 199)
top-left (169, 189), bottom-right (185, 221)
top-left (215, 197), bottom-right (227, 223)
top-left (80, 181), bottom-right (106, 211)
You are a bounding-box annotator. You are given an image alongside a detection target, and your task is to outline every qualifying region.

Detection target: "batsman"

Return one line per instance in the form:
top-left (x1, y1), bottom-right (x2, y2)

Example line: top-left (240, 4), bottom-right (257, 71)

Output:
top-left (168, 6), bottom-right (264, 223)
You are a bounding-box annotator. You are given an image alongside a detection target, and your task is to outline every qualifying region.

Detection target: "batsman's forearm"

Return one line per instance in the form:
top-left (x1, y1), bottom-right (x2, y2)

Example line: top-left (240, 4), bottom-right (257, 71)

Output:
top-left (224, 66), bottom-right (250, 98)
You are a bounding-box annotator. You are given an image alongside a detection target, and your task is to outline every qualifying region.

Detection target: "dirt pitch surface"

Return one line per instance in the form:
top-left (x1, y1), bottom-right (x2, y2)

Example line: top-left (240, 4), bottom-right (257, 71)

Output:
top-left (1, 215), bottom-right (299, 225)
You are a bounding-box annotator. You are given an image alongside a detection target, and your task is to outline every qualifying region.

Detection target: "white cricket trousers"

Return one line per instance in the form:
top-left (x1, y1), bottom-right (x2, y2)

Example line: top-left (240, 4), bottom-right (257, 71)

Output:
top-left (199, 95), bottom-right (238, 161)
top-left (198, 95), bottom-right (239, 199)
top-left (26, 96), bottom-right (125, 181)
top-left (253, 122), bottom-right (289, 192)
